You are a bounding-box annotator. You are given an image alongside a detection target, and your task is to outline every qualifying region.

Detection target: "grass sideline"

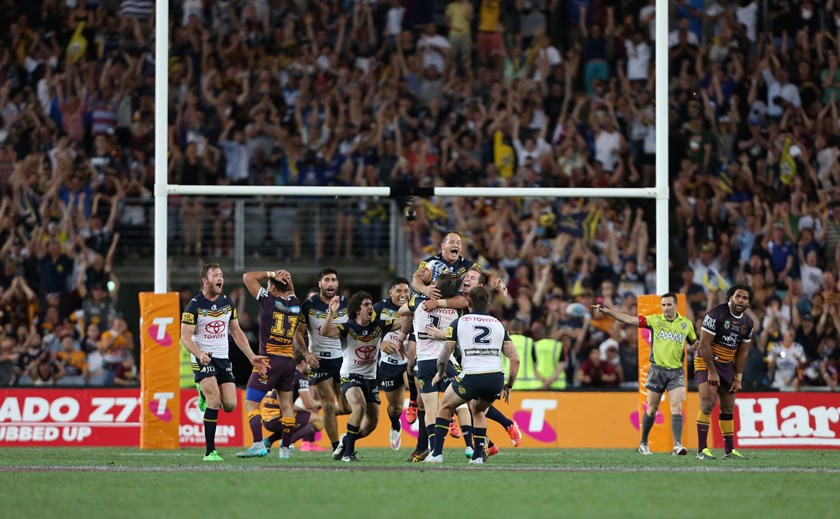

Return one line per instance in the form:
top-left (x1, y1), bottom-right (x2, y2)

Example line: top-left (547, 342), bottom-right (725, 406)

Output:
top-left (1, 448), bottom-right (837, 519)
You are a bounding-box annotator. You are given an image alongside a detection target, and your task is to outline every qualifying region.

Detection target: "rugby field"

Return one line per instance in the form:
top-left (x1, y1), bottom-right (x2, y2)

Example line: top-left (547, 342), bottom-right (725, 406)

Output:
top-left (1, 447), bottom-right (837, 519)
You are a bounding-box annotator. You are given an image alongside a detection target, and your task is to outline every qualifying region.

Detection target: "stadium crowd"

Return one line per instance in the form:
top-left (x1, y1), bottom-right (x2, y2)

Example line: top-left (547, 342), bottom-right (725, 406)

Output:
top-left (0, 0), bottom-right (838, 392)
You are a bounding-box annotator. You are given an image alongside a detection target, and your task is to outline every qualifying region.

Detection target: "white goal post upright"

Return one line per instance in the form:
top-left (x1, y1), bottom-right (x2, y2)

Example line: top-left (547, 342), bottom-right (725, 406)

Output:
top-left (152, 0), bottom-right (670, 294)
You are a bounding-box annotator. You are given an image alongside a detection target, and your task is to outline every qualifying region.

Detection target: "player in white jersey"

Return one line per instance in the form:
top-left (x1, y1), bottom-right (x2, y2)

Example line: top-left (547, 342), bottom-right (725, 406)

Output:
top-left (397, 275), bottom-right (461, 457)
top-left (295, 267), bottom-right (350, 453)
top-left (425, 285), bottom-right (519, 464)
top-left (180, 263), bottom-right (268, 461)
top-left (320, 291), bottom-right (388, 461)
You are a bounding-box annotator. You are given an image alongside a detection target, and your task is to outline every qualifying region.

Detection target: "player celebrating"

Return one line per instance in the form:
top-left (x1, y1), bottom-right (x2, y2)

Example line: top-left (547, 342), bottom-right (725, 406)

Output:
top-left (320, 291), bottom-right (389, 461)
top-left (373, 277), bottom-right (411, 450)
top-left (425, 285), bottom-right (520, 464)
top-left (180, 263), bottom-right (268, 461)
top-left (295, 267), bottom-right (349, 453)
top-left (695, 284), bottom-right (755, 460)
top-left (593, 293), bottom-right (698, 455)
top-left (237, 268), bottom-right (302, 459)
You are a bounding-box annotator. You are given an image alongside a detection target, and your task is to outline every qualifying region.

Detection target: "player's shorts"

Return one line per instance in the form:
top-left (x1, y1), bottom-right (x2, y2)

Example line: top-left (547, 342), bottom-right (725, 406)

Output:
top-left (415, 359), bottom-right (459, 394)
top-left (264, 410), bottom-right (312, 433)
top-left (193, 357), bottom-right (236, 385)
top-left (309, 357), bottom-right (342, 385)
top-left (645, 364), bottom-right (686, 393)
top-left (695, 361), bottom-right (735, 391)
top-left (451, 371), bottom-right (504, 403)
top-left (247, 355), bottom-right (296, 396)
top-left (378, 360), bottom-right (407, 392)
top-left (340, 374), bottom-right (381, 404)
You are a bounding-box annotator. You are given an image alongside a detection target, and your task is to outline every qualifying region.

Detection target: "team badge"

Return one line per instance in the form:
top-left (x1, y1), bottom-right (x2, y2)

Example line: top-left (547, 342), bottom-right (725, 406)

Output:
top-left (456, 385), bottom-right (466, 396)
top-left (724, 320), bottom-right (731, 329)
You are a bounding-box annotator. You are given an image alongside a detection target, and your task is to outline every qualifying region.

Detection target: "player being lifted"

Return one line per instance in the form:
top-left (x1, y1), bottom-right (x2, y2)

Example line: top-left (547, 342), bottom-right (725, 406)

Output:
top-left (320, 291), bottom-right (389, 461)
top-left (180, 263), bottom-right (268, 461)
top-left (373, 277), bottom-right (412, 450)
top-left (594, 293), bottom-right (698, 455)
top-left (425, 285), bottom-right (520, 464)
top-left (237, 268), bottom-right (302, 459)
top-left (295, 267), bottom-right (350, 454)
top-left (695, 284), bottom-right (755, 460)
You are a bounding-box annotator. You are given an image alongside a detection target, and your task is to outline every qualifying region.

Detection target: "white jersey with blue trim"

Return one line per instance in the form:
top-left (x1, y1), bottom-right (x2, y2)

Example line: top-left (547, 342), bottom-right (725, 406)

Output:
top-left (181, 293), bottom-right (237, 360)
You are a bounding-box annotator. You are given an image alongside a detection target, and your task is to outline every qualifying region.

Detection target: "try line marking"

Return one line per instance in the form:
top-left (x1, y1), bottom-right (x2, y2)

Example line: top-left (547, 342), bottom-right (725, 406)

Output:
top-left (2, 465), bottom-right (839, 474)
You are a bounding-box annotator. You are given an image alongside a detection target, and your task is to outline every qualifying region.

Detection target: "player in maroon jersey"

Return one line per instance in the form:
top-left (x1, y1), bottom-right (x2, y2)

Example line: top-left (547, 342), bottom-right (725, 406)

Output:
top-left (695, 284), bottom-right (755, 460)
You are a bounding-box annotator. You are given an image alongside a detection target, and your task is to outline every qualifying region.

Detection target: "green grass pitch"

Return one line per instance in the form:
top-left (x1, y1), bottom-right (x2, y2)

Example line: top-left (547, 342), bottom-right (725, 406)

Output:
top-left (1, 447), bottom-right (838, 519)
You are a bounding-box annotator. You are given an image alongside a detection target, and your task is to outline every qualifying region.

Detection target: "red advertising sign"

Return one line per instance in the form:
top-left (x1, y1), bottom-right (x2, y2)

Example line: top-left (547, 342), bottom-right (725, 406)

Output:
top-left (0, 389), bottom-right (244, 448)
top-left (711, 392), bottom-right (840, 449)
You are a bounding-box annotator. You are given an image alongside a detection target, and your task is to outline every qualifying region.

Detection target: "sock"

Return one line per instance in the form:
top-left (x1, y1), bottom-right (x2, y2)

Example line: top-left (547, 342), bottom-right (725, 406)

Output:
top-left (426, 423), bottom-right (436, 453)
top-left (267, 431), bottom-right (282, 446)
top-left (415, 410), bottom-right (428, 452)
top-left (389, 411), bottom-right (401, 431)
top-left (640, 413), bottom-right (656, 444)
top-left (280, 416), bottom-right (296, 449)
top-left (486, 406), bottom-right (513, 429)
top-left (433, 417), bottom-right (449, 456)
top-left (697, 411), bottom-right (711, 452)
top-left (719, 413), bottom-right (734, 453)
top-left (462, 424), bottom-right (473, 448)
top-left (408, 372), bottom-right (418, 401)
top-left (290, 421), bottom-right (323, 444)
top-left (473, 428), bottom-right (487, 460)
top-left (303, 430), bottom-right (316, 442)
top-left (203, 408), bottom-right (219, 455)
top-left (247, 410), bottom-right (262, 443)
top-left (671, 414), bottom-right (684, 445)
top-left (344, 422), bottom-right (360, 456)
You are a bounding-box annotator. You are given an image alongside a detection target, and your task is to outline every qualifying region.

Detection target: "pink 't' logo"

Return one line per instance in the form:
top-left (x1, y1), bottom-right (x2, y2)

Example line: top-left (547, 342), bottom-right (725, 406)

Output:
top-left (514, 410), bottom-right (557, 443)
top-left (149, 400), bottom-right (173, 422)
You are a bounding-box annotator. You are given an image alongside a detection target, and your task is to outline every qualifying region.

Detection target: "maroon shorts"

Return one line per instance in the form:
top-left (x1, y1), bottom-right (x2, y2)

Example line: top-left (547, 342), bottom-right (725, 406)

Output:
top-left (264, 410), bottom-right (311, 433)
top-left (695, 361), bottom-right (735, 391)
top-left (247, 354), bottom-right (296, 393)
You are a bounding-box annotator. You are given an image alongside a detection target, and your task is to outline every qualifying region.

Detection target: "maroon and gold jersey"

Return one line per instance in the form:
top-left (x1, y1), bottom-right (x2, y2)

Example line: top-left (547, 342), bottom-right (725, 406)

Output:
top-left (257, 287), bottom-right (301, 357)
top-left (695, 302), bottom-right (754, 371)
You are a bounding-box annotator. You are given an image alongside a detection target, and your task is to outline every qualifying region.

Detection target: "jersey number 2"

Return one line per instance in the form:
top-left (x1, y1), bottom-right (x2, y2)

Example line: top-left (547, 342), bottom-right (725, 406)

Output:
top-left (473, 326), bottom-right (491, 345)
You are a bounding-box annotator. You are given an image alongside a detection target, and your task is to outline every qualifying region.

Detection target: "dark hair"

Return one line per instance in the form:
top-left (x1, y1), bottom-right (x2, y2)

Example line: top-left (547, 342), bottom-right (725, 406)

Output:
top-left (390, 277), bottom-right (410, 290)
top-left (727, 283), bottom-right (754, 304)
top-left (200, 263), bottom-right (221, 282)
top-left (441, 231), bottom-right (461, 244)
top-left (268, 277), bottom-right (289, 292)
top-left (436, 275), bottom-right (459, 299)
top-left (348, 291), bottom-right (372, 320)
top-left (469, 285), bottom-right (493, 312)
top-left (293, 351), bottom-right (306, 364)
top-left (660, 292), bottom-right (678, 304)
top-left (318, 267), bottom-right (338, 280)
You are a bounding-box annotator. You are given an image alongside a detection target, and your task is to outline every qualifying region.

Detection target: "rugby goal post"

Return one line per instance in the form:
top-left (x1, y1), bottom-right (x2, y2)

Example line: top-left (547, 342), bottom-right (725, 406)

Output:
top-left (142, 0), bottom-right (671, 449)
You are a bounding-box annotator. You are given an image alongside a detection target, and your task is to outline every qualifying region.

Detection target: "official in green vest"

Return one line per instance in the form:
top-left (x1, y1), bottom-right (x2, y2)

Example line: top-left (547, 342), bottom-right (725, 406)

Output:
top-left (506, 320), bottom-right (541, 390)
top-left (593, 293), bottom-right (698, 456)
top-left (533, 336), bottom-right (566, 390)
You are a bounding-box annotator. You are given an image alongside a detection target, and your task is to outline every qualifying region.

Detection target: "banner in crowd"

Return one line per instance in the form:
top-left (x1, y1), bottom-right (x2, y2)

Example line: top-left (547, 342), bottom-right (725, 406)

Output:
top-left (636, 294), bottom-right (689, 452)
top-left (0, 389), bottom-right (243, 447)
top-left (139, 292), bottom-right (181, 449)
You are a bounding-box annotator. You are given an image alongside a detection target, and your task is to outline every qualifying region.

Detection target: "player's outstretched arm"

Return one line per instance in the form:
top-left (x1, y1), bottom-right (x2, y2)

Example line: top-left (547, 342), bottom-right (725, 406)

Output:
top-left (229, 318), bottom-right (268, 374)
top-left (592, 303), bottom-right (640, 327)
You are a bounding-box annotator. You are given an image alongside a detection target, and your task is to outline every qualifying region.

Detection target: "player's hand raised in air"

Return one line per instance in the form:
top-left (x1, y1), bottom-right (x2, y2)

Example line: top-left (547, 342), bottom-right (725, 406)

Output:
top-left (328, 296), bottom-right (341, 315)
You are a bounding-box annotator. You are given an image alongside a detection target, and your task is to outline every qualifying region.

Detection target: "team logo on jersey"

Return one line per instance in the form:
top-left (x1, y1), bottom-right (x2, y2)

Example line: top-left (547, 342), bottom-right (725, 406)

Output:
top-left (681, 323), bottom-right (686, 329)
top-left (456, 384), bottom-right (466, 396)
top-left (355, 345), bottom-right (378, 361)
top-left (205, 320), bottom-right (227, 339)
top-left (724, 320), bottom-right (731, 329)
top-left (211, 305), bottom-right (217, 310)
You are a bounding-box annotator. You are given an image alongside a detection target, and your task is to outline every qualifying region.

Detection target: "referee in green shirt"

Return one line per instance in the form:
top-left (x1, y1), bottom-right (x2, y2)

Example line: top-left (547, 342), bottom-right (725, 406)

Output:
top-left (594, 293), bottom-right (698, 456)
